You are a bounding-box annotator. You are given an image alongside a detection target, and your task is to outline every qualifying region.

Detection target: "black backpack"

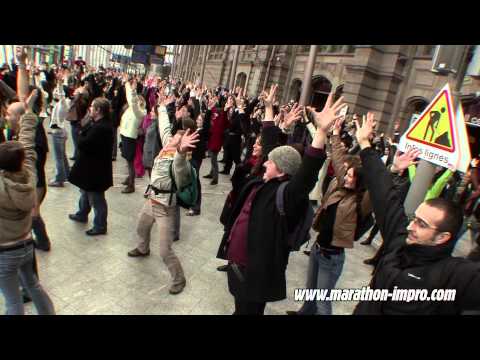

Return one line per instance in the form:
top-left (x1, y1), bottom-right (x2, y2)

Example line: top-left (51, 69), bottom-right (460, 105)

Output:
top-left (275, 181), bottom-right (314, 251)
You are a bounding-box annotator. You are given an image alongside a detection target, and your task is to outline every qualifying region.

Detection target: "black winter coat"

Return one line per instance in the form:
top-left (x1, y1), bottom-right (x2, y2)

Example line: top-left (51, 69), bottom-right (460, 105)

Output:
top-left (69, 118), bottom-right (113, 192)
top-left (354, 148), bottom-right (480, 314)
top-left (217, 123), bottom-right (326, 303)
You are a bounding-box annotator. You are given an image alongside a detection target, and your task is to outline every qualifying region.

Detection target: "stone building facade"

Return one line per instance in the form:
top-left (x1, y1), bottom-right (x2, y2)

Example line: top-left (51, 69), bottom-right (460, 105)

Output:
top-left (172, 45), bottom-right (480, 136)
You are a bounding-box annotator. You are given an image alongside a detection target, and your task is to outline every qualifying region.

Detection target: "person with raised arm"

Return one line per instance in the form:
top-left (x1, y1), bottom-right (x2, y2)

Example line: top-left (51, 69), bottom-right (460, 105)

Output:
top-left (0, 46), bottom-right (55, 315)
top-left (219, 84), bottom-right (344, 315)
top-left (353, 113), bottom-right (480, 314)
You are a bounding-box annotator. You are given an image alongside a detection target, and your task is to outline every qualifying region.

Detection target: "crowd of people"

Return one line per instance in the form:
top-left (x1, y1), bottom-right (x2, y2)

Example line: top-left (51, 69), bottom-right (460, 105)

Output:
top-left (1, 45), bottom-right (480, 315)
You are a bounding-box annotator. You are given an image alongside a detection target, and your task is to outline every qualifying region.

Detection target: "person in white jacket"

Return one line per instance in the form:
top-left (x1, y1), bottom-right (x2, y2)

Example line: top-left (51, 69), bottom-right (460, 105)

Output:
top-left (119, 77), bottom-right (146, 193)
top-left (48, 83), bottom-right (71, 187)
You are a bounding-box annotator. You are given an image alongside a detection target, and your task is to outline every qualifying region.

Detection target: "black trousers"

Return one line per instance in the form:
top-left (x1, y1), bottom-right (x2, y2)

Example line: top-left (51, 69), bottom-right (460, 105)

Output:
top-left (223, 134), bottom-right (242, 172)
top-left (234, 299), bottom-right (266, 315)
top-left (190, 158), bottom-right (202, 213)
top-left (228, 265), bottom-right (266, 315)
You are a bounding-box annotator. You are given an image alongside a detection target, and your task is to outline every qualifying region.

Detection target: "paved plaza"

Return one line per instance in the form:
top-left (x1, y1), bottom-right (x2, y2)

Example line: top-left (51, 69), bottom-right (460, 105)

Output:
top-left (0, 122), bottom-right (475, 315)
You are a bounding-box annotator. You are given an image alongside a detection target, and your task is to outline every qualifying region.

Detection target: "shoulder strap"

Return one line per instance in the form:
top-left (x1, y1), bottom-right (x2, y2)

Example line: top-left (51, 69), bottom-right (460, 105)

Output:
top-left (168, 161), bottom-right (176, 205)
top-left (275, 181), bottom-right (289, 216)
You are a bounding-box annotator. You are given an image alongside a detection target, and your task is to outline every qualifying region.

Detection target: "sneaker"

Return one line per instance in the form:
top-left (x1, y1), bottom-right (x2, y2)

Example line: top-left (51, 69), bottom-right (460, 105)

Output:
top-left (22, 291), bottom-right (32, 304)
top-left (217, 264), bottom-right (229, 272)
top-left (203, 174), bottom-right (213, 179)
top-left (360, 239), bottom-right (373, 245)
top-left (169, 280), bottom-right (186, 295)
top-left (48, 181), bottom-right (64, 187)
top-left (86, 228), bottom-right (107, 236)
top-left (210, 179), bottom-right (218, 185)
top-left (121, 186), bottom-right (135, 194)
top-left (127, 248), bottom-right (150, 257)
top-left (186, 209), bottom-right (200, 216)
top-left (363, 258), bottom-right (376, 266)
top-left (68, 214), bottom-right (88, 223)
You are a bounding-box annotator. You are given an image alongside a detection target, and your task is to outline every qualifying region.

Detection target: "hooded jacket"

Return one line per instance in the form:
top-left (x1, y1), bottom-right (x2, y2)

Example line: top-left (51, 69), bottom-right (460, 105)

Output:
top-left (0, 113), bottom-right (37, 246)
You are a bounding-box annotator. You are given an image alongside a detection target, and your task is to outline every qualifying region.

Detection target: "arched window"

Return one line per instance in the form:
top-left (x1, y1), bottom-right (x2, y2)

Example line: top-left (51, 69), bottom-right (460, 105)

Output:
top-left (235, 72), bottom-right (247, 89)
top-left (310, 76), bottom-right (332, 110)
top-left (289, 79), bottom-right (302, 103)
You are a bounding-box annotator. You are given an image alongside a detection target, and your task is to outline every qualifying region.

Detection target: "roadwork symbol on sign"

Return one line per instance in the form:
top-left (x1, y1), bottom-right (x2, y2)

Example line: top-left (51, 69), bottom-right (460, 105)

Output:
top-left (399, 83), bottom-right (470, 172)
top-left (405, 85), bottom-right (455, 152)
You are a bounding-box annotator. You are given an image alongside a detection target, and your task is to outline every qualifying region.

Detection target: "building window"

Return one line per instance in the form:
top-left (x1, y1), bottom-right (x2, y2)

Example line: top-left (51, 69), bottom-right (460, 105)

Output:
top-left (301, 45), bottom-right (311, 53)
top-left (345, 45), bottom-right (355, 53)
top-left (329, 45), bottom-right (342, 53)
top-left (423, 45), bottom-right (436, 57)
top-left (319, 45), bottom-right (329, 53)
top-left (416, 45), bottom-right (436, 57)
top-left (208, 45), bottom-right (226, 60)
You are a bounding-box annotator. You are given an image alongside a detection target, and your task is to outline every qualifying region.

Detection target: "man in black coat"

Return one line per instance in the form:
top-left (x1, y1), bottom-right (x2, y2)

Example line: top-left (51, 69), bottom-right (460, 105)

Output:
top-left (353, 114), bottom-right (480, 314)
top-left (68, 98), bottom-right (113, 236)
top-left (218, 86), bottom-right (345, 315)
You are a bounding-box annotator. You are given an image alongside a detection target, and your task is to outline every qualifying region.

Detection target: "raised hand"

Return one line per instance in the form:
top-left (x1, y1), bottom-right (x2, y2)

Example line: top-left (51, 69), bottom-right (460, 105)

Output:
top-left (224, 96), bottom-right (235, 111)
top-left (25, 89), bottom-right (39, 114)
top-left (307, 92), bottom-right (345, 132)
top-left (392, 148), bottom-right (421, 173)
top-left (263, 84), bottom-right (278, 108)
top-left (332, 115), bottom-right (346, 135)
top-left (179, 128), bottom-right (200, 153)
top-left (16, 46), bottom-right (28, 64)
top-left (208, 97), bottom-right (217, 110)
top-left (354, 111), bottom-right (376, 148)
top-left (283, 103), bottom-right (303, 129)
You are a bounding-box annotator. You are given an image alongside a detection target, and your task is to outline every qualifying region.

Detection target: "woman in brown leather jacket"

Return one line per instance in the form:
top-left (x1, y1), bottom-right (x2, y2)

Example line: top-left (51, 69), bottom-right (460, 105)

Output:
top-left (289, 115), bottom-right (371, 315)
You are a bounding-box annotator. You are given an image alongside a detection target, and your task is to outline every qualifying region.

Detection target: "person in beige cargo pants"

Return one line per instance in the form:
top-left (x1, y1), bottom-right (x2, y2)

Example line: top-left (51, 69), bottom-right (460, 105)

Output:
top-left (127, 94), bottom-right (199, 295)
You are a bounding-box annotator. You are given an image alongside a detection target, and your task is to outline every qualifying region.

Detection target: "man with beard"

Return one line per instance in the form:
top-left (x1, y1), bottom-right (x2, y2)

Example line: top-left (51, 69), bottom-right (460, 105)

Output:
top-left (353, 114), bottom-right (480, 315)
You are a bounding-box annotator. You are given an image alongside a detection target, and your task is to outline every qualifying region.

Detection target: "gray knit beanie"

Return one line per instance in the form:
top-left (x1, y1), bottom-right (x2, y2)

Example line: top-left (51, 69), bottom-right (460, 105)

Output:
top-left (268, 145), bottom-right (302, 176)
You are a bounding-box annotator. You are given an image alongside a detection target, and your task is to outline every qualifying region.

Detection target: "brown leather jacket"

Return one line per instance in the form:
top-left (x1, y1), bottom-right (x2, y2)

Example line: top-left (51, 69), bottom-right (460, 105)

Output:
top-left (312, 134), bottom-right (371, 249)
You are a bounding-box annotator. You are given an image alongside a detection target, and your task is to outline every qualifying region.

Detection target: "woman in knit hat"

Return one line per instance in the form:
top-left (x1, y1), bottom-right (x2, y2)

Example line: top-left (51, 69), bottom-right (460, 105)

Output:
top-left (218, 84), bottom-right (345, 314)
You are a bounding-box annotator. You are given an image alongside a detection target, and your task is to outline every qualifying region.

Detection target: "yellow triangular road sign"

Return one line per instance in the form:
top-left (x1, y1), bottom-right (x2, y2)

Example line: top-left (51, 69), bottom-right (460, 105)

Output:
top-left (406, 84), bottom-right (456, 153)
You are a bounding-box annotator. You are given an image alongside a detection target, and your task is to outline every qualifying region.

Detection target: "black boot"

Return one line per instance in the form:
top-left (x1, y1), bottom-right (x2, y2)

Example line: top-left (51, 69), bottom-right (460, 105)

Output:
top-left (32, 216), bottom-right (51, 251)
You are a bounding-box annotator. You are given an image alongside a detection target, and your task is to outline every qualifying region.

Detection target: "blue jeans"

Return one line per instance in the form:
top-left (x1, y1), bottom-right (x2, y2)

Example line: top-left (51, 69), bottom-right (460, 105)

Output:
top-left (0, 242), bottom-right (55, 315)
top-left (298, 244), bottom-right (345, 315)
top-left (51, 129), bottom-right (70, 183)
top-left (77, 190), bottom-right (108, 231)
top-left (70, 121), bottom-right (80, 159)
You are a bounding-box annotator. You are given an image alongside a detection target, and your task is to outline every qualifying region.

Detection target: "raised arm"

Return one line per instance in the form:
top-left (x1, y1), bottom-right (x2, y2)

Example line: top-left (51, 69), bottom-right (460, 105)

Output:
top-left (16, 93), bottom-right (39, 185)
top-left (0, 79), bottom-right (16, 101)
top-left (355, 114), bottom-right (420, 252)
top-left (126, 80), bottom-right (146, 120)
top-left (426, 169), bottom-right (454, 200)
top-left (284, 92), bottom-right (345, 214)
top-left (172, 128), bottom-right (200, 188)
top-left (16, 46), bottom-right (30, 103)
top-left (157, 94), bottom-right (176, 147)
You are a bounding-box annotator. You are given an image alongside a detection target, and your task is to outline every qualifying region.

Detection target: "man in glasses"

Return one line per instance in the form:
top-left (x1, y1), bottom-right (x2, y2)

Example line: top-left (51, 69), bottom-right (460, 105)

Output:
top-left (352, 113), bottom-right (480, 315)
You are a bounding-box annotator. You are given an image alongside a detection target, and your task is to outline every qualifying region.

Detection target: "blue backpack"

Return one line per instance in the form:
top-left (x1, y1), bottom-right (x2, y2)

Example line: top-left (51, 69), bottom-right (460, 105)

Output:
top-left (275, 181), bottom-right (314, 251)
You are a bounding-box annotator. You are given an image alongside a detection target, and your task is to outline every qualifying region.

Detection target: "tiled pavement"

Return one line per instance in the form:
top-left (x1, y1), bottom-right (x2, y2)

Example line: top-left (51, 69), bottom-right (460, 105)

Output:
top-left (0, 122), bottom-right (474, 315)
